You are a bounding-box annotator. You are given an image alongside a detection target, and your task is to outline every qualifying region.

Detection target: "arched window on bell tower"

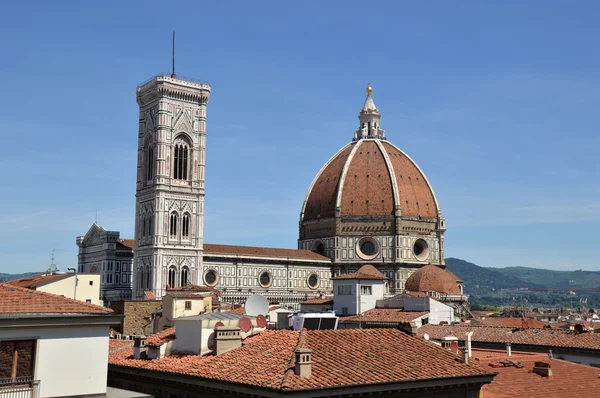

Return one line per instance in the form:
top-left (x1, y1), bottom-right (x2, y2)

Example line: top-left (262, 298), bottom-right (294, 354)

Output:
top-left (173, 136), bottom-right (190, 180)
top-left (146, 146), bottom-right (154, 181)
top-left (169, 212), bottom-right (178, 239)
top-left (181, 266), bottom-right (189, 286)
top-left (168, 266), bottom-right (177, 288)
top-left (182, 213), bottom-right (191, 240)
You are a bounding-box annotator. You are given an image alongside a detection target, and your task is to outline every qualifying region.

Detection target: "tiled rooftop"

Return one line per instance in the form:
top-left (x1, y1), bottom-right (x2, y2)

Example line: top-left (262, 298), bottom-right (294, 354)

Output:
top-left (469, 349), bottom-right (600, 398)
top-left (332, 264), bottom-right (387, 280)
top-left (301, 297), bottom-right (334, 305)
top-left (471, 317), bottom-right (547, 329)
top-left (7, 273), bottom-right (71, 288)
top-left (0, 283), bottom-right (112, 315)
top-left (418, 324), bottom-right (600, 351)
top-left (203, 243), bottom-right (331, 261)
top-left (342, 308), bottom-right (428, 323)
top-left (117, 239), bottom-right (135, 249)
top-left (109, 328), bottom-right (494, 390)
top-left (146, 327), bottom-right (176, 347)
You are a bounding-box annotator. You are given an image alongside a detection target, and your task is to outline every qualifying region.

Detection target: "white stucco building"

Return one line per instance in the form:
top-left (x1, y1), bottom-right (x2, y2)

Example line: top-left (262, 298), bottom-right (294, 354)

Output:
top-left (332, 264), bottom-right (387, 315)
top-left (0, 283), bottom-right (123, 398)
top-left (8, 271), bottom-right (101, 306)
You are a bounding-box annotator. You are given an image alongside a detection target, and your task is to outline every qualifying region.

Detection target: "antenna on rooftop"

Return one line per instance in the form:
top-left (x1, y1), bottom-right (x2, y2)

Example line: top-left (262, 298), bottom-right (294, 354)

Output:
top-left (171, 30), bottom-right (176, 78)
top-left (47, 249), bottom-right (59, 275)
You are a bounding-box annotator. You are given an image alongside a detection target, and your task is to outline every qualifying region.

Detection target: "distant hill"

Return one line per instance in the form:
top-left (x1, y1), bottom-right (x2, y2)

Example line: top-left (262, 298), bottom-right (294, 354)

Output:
top-left (491, 266), bottom-right (600, 290)
top-left (445, 258), bottom-right (542, 294)
top-left (0, 272), bottom-right (40, 283)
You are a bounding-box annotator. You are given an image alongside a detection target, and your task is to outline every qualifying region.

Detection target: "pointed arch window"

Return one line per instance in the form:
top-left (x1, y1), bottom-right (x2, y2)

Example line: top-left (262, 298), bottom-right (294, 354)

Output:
top-left (169, 212), bottom-right (178, 239)
top-left (181, 266), bottom-right (189, 286)
top-left (168, 266), bottom-right (177, 288)
top-left (182, 213), bottom-right (191, 240)
top-left (146, 266), bottom-right (151, 290)
top-left (173, 138), bottom-right (189, 180)
top-left (138, 268), bottom-right (144, 290)
top-left (146, 146), bottom-right (154, 181)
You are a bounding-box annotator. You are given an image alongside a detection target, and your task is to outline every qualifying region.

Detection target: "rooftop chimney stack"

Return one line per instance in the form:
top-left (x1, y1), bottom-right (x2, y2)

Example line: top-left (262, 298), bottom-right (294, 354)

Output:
top-left (506, 343), bottom-right (512, 357)
top-left (460, 347), bottom-right (469, 364)
top-left (294, 347), bottom-right (312, 378)
top-left (466, 331), bottom-right (473, 358)
top-left (214, 326), bottom-right (242, 356)
top-left (133, 336), bottom-right (147, 359)
top-left (533, 361), bottom-right (552, 377)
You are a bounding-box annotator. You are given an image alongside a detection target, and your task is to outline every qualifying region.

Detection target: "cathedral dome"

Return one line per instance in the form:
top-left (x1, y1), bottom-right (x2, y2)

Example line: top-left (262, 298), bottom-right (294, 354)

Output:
top-left (405, 265), bottom-right (462, 295)
top-left (300, 86), bottom-right (439, 223)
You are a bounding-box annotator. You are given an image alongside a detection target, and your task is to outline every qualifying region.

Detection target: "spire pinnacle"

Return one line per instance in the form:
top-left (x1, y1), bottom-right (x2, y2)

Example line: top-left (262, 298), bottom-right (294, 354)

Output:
top-left (354, 83), bottom-right (385, 141)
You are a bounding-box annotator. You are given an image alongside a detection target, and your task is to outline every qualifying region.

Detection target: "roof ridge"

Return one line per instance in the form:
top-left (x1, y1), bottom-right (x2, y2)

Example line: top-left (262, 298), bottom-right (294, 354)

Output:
top-left (0, 282), bottom-right (112, 314)
top-left (281, 329), bottom-right (306, 388)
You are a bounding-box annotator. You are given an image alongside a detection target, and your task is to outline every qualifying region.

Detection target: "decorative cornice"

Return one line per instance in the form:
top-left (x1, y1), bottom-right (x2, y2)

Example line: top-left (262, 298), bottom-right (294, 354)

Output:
top-left (137, 75), bottom-right (211, 106)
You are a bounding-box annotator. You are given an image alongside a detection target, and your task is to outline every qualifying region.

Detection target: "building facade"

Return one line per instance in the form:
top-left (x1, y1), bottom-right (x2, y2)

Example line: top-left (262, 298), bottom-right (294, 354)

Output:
top-left (132, 75), bottom-right (211, 300)
top-left (76, 223), bottom-right (134, 302)
top-left (299, 84), bottom-right (446, 294)
top-left (8, 272), bottom-right (102, 306)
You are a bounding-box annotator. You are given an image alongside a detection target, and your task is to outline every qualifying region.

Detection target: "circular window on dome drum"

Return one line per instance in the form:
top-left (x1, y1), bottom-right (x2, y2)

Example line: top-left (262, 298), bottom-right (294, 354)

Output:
top-left (356, 237), bottom-right (380, 260)
top-left (413, 239), bottom-right (430, 261)
top-left (258, 271), bottom-right (272, 288)
top-left (307, 273), bottom-right (319, 289)
top-left (204, 269), bottom-right (219, 287)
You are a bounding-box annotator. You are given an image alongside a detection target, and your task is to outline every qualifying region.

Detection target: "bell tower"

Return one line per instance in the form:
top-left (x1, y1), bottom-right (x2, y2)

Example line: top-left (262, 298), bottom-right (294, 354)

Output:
top-left (132, 73), bottom-right (211, 299)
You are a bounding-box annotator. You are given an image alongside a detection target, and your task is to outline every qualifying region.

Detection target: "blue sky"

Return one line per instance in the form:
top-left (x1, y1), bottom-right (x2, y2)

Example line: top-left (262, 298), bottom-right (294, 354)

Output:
top-left (0, 1), bottom-right (599, 273)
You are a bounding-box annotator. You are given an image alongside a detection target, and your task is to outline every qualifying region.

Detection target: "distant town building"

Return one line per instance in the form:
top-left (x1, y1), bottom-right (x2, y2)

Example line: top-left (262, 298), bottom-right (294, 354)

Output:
top-left (7, 271), bottom-right (101, 306)
top-left (76, 223), bottom-right (134, 303)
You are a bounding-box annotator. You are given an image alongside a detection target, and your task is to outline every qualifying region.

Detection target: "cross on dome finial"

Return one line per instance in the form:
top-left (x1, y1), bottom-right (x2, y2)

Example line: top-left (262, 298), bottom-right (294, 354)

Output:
top-left (354, 82), bottom-right (385, 141)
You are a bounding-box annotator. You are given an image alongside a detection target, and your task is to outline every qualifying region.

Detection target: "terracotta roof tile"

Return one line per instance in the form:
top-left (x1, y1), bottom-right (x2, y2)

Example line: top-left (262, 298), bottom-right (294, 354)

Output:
top-left (332, 264), bottom-right (387, 280)
top-left (468, 349), bottom-right (600, 398)
top-left (146, 327), bottom-right (176, 347)
top-left (166, 285), bottom-right (211, 292)
top-left (472, 317), bottom-right (546, 329)
top-left (117, 239), bottom-right (135, 249)
top-left (342, 308), bottom-right (428, 323)
top-left (405, 265), bottom-right (462, 295)
top-left (0, 283), bottom-right (112, 315)
top-left (109, 329), bottom-right (494, 390)
top-left (418, 324), bottom-right (600, 351)
top-left (143, 291), bottom-right (155, 300)
top-left (301, 297), bottom-right (334, 305)
top-left (203, 244), bottom-right (330, 261)
top-left (7, 273), bottom-right (71, 288)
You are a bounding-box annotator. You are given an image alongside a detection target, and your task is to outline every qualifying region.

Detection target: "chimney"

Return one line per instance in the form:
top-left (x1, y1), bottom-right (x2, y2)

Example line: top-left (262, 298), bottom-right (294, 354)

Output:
top-left (533, 361), bottom-right (552, 377)
top-left (460, 347), bottom-right (469, 364)
top-left (466, 331), bottom-right (473, 358)
top-left (133, 336), bottom-right (147, 359)
top-left (214, 326), bottom-right (242, 356)
top-left (506, 343), bottom-right (512, 357)
top-left (294, 347), bottom-right (312, 378)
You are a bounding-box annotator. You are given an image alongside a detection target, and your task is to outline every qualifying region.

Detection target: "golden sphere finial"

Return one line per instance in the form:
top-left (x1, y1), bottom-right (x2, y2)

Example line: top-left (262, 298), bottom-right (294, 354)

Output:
top-left (366, 82), bottom-right (372, 94)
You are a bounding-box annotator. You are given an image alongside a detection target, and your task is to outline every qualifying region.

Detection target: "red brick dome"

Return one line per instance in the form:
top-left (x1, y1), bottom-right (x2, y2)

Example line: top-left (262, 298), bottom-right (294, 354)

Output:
top-left (405, 265), bottom-right (462, 295)
top-left (300, 139), bottom-right (439, 222)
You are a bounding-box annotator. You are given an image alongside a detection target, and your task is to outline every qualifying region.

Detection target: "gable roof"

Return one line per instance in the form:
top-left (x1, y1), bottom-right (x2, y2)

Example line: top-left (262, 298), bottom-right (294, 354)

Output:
top-left (418, 324), bottom-right (600, 351)
top-left (203, 243), bottom-right (331, 262)
top-left (301, 297), bottom-right (334, 305)
top-left (332, 264), bottom-right (387, 280)
top-left (7, 273), bottom-right (72, 288)
top-left (0, 283), bottom-right (112, 316)
top-left (471, 317), bottom-right (547, 329)
top-left (117, 239), bottom-right (135, 249)
top-left (109, 329), bottom-right (494, 391)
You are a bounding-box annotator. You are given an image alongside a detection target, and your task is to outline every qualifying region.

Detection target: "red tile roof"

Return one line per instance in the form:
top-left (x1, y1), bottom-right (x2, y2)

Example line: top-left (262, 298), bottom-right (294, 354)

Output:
top-left (0, 283), bottom-right (112, 315)
top-left (166, 285), bottom-right (211, 292)
top-left (109, 328), bottom-right (494, 390)
top-left (343, 308), bottom-right (428, 323)
top-left (301, 297), bottom-right (334, 305)
top-left (418, 324), bottom-right (600, 351)
top-left (472, 317), bottom-right (546, 329)
top-left (7, 273), bottom-right (71, 288)
top-left (203, 244), bottom-right (330, 261)
top-left (405, 265), bottom-right (462, 295)
top-left (146, 327), bottom-right (176, 347)
top-left (143, 291), bottom-right (155, 300)
top-left (468, 349), bottom-right (600, 397)
top-left (332, 264), bottom-right (387, 280)
top-left (117, 239), bottom-right (135, 249)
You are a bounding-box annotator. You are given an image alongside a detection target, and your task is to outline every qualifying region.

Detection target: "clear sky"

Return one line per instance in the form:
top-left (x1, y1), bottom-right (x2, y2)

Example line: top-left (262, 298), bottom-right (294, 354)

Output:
top-left (1, 1), bottom-right (599, 273)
